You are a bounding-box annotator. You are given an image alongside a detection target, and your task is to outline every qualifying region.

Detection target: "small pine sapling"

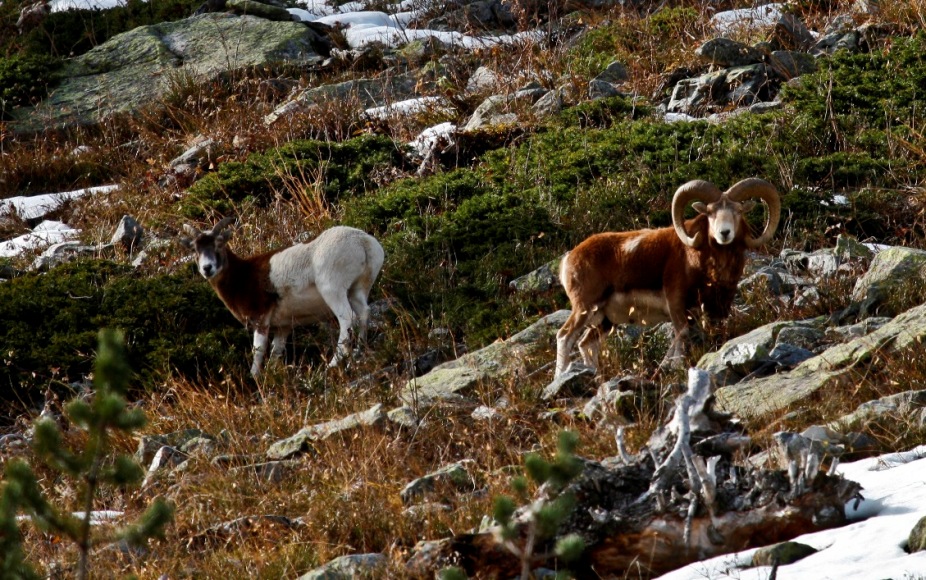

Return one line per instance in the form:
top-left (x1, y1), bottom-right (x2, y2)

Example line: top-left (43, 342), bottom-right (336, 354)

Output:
top-left (492, 431), bottom-right (587, 580)
top-left (0, 329), bottom-right (174, 580)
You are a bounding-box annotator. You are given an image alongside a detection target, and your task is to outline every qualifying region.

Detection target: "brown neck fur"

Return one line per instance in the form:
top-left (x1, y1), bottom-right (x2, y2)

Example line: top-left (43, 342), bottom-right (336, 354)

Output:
top-left (209, 248), bottom-right (280, 326)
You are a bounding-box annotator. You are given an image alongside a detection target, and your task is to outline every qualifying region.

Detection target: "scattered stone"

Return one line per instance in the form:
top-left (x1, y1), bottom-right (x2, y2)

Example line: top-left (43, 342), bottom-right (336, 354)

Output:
top-left (909, 516), bottom-right (926, 553)
top-left (400, 460), bottom-right (477, 505)
top-left (110, 215), bottom-right (144, 253)
top-left (142, 446), bottom-right (189, 488)
top-left (266, 404), bottom-right (385, 460)
top-left (226, 0), bottom-right (294, 21)
top-left (509, 255), bottom-right (563, 293)
top-left (541, 363), bottom-right (596, 400)
top-left (752, 541), bottom-right (817, 566)
top-left (696, 38), bottom-right (764, 66)
top-left (850, 246), bottom-right (926, 317)
top-left (832, 390), bottom-right (926, 429)
top-left (399, 310), bottom-right (570, 406)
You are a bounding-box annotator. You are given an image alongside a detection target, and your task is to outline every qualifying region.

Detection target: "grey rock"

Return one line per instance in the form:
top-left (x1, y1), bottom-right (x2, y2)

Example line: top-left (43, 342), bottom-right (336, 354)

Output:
top-left (832, 390), bottom-right (926, 428)
top-left (465, 66), bottom-right (501, 94)
top-left (541, 363), bottom-right (596, 400)
top-left (135, 429), bottom-right (209, 465)
top-left (595, 60), bottom-right (629, 84)
top-left (229, 460), bottom-right (298, 484)
top-left (588, 78), bottom-right (623, 100)
top-left (471, 405), bottom-right (501, 421)
top-left (834, 234), bottom-right (875, 261)
top-left (772, 13), bottom-right (816, 51)
top-left (696, 38), bottom-right (764, 67)
top-left (725, 64), bottom-right (770, 106)
top-left (509, 255), bottom-right (563, 293)
top-left (111, 215), bottom-right (144, 253)
top-left (463, 94), bottom-right (519, 131)
top-left (768, 50), bottom-right (817, 79)
top-left (30, 241), bottom-right (116, 272)
top-left (589, 60), bottom-right (628, 100)
top-left (825, 317), bottom-right (892, 342)
top-left (768, 343), bottom-right (815, 368)
top-left (399, 310), bottom-right (570, 406)
top-left (851, 246), bottom-right (926, 316)
top-left (532, 88), bottom-right (562, 116)
top-left (752, 541), bottom-right (817, 567)
top-left (582, 378), bottom-right (636, 420)
top-left (266, 72), bottom-right (423, 125)
top-left (776, 326), bottom-right (825, 351)
top-left (266, 404), bottom-right (385, 460)
top-left (12, 14), bottom-right (323, 132)
top-left (400, 460), bottom-right (476, 505)
top-left (716, 302), bottom-right (926, 418)
top-left (387, 405), bottom-right (420, 428)
top-left (169, 137), bottom-right (214, 169)
top-left (131, 237), bottom-right (171, 268)
top-left (226, 0), bottom-right (293, 21)
top-left (142, 445), bottom-right (189, 487)
top-left (667, 70), bottom-right (726, 114)
top-left (909, 516), bottom-right (926, 553)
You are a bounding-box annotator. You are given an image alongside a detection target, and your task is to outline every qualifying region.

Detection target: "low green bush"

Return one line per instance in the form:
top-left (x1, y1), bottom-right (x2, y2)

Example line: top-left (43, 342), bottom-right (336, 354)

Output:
top-left (0, 260), bottom-right (248, 402)
top-left (0, 54), bottom-right (62, 117)
top-left (181, 135), bottom-right (407, 218)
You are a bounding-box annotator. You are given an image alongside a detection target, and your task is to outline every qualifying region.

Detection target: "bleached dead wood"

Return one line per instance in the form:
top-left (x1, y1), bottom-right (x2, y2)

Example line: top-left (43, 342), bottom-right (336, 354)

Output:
top-left (406, 369), bottom-right (863, 579)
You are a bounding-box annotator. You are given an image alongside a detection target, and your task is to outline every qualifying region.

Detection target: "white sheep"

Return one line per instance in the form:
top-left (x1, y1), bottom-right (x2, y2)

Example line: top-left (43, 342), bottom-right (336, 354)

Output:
top-left (180, 218), bottom-right (385, 376)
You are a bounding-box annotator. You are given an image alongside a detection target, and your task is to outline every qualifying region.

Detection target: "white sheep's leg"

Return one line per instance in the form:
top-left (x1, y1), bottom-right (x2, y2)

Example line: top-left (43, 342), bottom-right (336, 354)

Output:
top-left (347, 285), bottom-right (371, 343)
top-left (270, 331), bottom-right (288, 360)
top-left (251, 325), bottom-right (271, 377)
top-left (320, 286), bottom-right (356, 368)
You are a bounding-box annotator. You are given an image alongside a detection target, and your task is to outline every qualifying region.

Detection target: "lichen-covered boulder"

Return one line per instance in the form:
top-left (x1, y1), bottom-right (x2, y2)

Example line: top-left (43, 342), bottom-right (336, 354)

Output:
top-left (12, 13), bottom-right (323, 131)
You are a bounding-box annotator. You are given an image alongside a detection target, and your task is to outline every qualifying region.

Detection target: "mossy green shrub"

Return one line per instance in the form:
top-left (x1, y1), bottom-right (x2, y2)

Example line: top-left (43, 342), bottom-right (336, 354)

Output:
top-left (346, 169), bottom-right (561, 342)
top-left (8, 0), bottom-right (201, 58)
top-left (0, 260), bottom-right (248, 402)
top-left (781, 32), bottom-right (926, 185)
top-left (555, 95), bottom-right (651, 129)
top-left (181, 135), bottom-right (406, 218)
top-left (0, 54), bottom-right (62, 117)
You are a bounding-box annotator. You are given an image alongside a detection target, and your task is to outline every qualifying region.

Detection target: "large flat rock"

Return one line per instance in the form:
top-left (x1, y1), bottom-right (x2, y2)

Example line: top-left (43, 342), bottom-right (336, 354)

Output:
top-left (12, 13), bottom-right (322, 131)
top-left (716, 303), bottom-right (926, 418)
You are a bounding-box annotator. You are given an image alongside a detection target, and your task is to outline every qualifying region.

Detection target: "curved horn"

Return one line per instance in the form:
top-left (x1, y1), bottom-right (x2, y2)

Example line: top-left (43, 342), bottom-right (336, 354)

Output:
top-left (210, 216), bottom-right (236, 236)
top-left (725, 178), bottom-right (781, 249)
top-left (672, 180), bottom-right (722, 248)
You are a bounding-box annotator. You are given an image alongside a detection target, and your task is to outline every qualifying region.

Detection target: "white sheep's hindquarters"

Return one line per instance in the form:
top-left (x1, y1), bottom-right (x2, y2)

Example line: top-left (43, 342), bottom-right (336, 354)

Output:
top-left (554, 178), bottom-right (780, 378)
top-left (180, 219), bottom-right (384, 377)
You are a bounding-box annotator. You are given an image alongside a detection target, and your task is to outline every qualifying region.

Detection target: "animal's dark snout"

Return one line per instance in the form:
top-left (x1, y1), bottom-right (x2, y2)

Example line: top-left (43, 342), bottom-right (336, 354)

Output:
top-left (719, 228), bottom-right (731, 240)
top-left (202, 264), bottom-right (215, 277)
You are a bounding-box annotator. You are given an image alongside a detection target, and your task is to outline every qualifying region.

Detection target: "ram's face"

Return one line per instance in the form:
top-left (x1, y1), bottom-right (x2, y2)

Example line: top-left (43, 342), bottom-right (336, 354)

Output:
top-left (704, 198), bottom-right (744, 245)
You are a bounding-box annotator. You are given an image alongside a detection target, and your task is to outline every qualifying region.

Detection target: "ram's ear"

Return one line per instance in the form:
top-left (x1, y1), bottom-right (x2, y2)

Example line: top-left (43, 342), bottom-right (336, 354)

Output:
top-left (692, 202), bottom-right (708, 214)
top-left (741, 200), bottom-right (757, 212)
top-left (179, 236), bottom-right (194, 250)
top-left (179, 225), bottom-right (200, 250)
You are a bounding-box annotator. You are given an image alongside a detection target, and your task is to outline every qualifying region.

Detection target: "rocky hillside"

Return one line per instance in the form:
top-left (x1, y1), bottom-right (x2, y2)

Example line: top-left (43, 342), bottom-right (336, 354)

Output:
top-left (2, 0), bottom-right (926, 577)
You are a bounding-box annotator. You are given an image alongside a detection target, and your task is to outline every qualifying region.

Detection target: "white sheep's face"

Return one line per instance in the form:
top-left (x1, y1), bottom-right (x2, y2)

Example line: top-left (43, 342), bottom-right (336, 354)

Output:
top-left (192, 234), bottom-right (229, 279)
top-left (696, 198), bottom-right (750, 246)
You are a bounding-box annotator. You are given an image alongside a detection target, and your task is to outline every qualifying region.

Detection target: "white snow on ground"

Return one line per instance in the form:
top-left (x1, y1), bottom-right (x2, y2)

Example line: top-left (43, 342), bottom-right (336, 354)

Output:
top-left (307, 4), bottom-right (543, 50)
top-left (657, 446), bottom-right (926, 580)
top-left (50, 0), bottom-right (127, 12)
top-left (409, 121), bottom-right (456, 157)
top-left (711, 3), bottom-right (784, 34)
top-left (364, 96), bottom-right (451, 121)
top-left (0, 185), bottom-right (117, 258)
top-left (0, 221), bottom-right (79, 258)
top-left (0, 185), bottom-right (117, 222)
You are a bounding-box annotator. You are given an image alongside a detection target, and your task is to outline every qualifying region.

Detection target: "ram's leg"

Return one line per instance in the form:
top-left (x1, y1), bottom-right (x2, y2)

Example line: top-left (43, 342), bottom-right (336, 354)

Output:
top-left (251, 325), bottom-right (271, 377)
top-left (658, 290), bottom-right (690, 373)
top-left (577, 326), bottom-right (602, 371)
top-left (320, 285), bottom-right (356, 368)
top-left (556, 307), bottom-right (604, 378)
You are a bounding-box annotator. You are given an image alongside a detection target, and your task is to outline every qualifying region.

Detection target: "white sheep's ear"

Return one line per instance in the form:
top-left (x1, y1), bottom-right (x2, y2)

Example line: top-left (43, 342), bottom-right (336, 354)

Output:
top-left (692, 202), bottom-right (708, 214)
top-left (741, 200), bottom-right (758, 212)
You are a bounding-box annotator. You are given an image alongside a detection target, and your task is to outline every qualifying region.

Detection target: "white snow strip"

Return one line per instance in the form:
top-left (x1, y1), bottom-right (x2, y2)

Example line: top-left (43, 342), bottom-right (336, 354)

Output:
top-left (0, 185), bottom-right (118, 222)
top-left (409, 121), bottom-right (456, 157)
top-left (656, 445), bottom-right (926, 580)
top-left (364, 96), bottom-right (452, 120)
top-left (0, 221), bottom-right (79, 258)
top-left (50, 0), bottom-right (130, 12)
top-left (711, 3), bottom-right (784, 34)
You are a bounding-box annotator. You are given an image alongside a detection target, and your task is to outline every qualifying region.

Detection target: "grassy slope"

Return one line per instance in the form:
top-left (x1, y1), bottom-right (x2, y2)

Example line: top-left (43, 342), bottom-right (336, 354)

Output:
top-left (2, 0), bottom-right (926, 577)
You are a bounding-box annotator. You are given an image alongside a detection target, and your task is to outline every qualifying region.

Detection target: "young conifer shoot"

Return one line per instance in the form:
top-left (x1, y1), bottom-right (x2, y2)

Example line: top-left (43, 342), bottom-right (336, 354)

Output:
top-left (0, 329), bottom-right (173, 579)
